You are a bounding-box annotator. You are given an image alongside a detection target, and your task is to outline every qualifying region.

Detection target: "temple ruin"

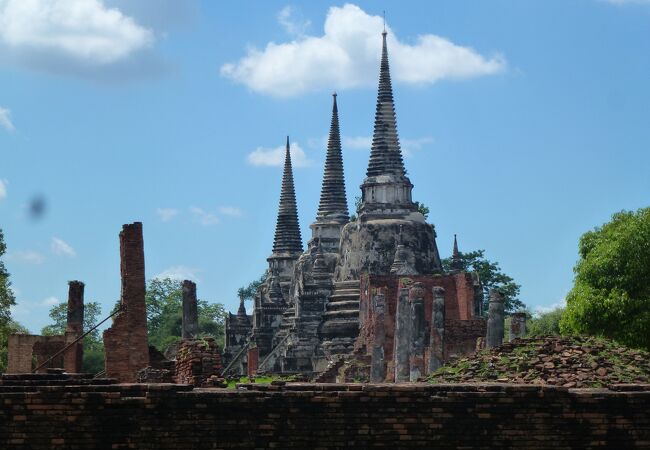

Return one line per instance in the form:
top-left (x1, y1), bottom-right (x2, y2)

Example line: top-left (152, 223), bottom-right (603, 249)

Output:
top-left (222, 32), bottom-right (489, 381)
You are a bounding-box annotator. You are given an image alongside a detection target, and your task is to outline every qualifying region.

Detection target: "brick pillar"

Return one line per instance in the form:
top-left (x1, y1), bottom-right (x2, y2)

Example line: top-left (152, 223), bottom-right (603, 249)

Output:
top-left (370, 290), bottom-right (386, 383)
top-left (409, 283), bottom-right (426, 382)
top-left (486, 289), bottom-right (505, 349)
top-left (429, 286), bottom-right (445, 373)
top-left (393, 287), bottom-right (410, 383)
top-left (247, 346), bottom-right (259, 378)
top-left (64, 280), bottom-right (84, 373)
top-left (181, 280), bottom-right (199, 339)
top-left (509, 312), bottom-right (527, 341)
top-left (103, 222), bottom-right (149, 382)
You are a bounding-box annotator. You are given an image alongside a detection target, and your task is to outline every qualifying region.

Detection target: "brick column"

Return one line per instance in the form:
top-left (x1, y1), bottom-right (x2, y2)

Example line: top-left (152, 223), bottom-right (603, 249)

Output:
top-left (486, 289), bottom-right (505, 349)
top-left (181, 280), bottom-right (199, 339)
top-left (509, 312), bottom-right (527, 341)
top-left (429, 286), bottom-right (445, 373)
top-left (408, 283), bottom-right (426, 382)
top-left (103, 222), bottom-right (149, 382)
top-left (370, 290), bottom-right (386, 383)
top-left (247, 346), bottom-right (259, 379)
top-left (393, 287), bottom-right (410, 383)
top-left (64, 280), bottom-right (84, 373)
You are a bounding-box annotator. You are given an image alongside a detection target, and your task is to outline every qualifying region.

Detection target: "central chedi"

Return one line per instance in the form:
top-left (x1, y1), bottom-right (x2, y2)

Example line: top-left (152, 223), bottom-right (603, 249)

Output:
top-left (223, 31), bottom-right (484, 380)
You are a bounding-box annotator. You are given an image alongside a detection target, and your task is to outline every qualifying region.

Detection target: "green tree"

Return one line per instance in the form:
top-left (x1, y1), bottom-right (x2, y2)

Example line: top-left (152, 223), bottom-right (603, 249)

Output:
top-left (560, 208), bottom-right (650, 350)
top-left (0, 320), bottom-right (28, 373)
top-left (146, 278), bottom-right (227, 352)
top-left (414, 201), bottom-right (430, 220)
top-left (237, 272), bottom-right (267, 303)
top-left (41, 301), bottom-right (105, 374)
top-left (0, 228), bottom-right (16, 326)
top-left (528, 307), bottom-right (565, 337)
top-left (441, 249), bottom-right (524, 314)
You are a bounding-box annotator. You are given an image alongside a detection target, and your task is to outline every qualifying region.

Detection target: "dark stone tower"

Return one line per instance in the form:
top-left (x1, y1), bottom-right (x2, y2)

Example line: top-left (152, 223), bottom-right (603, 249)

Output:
top-left (450, 234), bottom-right (463, 273)
top-left (267, 136), bottom-right (303, 282)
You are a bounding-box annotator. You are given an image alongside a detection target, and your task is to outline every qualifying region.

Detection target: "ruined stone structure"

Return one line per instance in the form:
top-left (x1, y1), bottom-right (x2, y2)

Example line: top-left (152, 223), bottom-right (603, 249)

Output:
top-left (1, 374), bottom-right (649, 449)
top-left (103, 222), bottom-right (149, 382)
top-left (7, 281), bottom-right (85, 374)
top-left (181, 280), bottom-right (199, 339)
top-left (223, 32), bottom-right (490, 378)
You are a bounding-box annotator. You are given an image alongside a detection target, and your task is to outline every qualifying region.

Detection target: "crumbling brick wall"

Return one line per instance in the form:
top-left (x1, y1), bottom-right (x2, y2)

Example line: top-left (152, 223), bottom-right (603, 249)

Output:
top-left (0, 377), bottom-right (648, 449)
top-left (175, 338), bottom-right (223, 386)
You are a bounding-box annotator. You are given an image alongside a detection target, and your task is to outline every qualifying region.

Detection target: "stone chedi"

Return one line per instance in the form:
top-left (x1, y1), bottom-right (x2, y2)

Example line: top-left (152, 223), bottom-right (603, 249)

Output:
top-left (223, 32), bottom-right (489, 379)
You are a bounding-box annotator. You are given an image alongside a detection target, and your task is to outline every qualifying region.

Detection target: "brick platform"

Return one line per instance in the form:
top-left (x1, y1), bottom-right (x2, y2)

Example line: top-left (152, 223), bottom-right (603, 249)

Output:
top-left (0, 375), bottom-right (648, 449)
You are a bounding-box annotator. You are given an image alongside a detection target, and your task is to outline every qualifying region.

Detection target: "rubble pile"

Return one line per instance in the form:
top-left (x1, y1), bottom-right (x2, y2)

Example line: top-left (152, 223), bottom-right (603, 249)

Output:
top-left (429, 336), bottom-right (650, 388)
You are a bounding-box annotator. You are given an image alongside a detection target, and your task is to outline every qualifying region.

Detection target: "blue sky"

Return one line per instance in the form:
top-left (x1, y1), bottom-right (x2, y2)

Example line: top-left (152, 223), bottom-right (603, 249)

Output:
top-left (1, 0), bottom-right (649, 333)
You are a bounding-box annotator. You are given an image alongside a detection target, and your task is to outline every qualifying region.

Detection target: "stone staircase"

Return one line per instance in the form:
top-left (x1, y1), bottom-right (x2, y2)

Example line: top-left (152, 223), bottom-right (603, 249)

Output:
top-left (319, 280), bottom-right (361, 356)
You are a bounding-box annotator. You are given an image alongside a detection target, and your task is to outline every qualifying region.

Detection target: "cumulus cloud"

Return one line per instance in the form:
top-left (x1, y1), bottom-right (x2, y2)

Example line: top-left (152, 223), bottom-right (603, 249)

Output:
top-left (0, 0), bottom-right (160, 79)
top-left (0, 106), bottom-right (14, 131)
top-left (401, 137), bottom-right (434, 156)
top-left (154, 265), bottom-right (200, 282)
top-left (219, 206), bottom-right (243, 218)
top-left (247, 141), bottom-right (311, 167)
top-left (7, 250), bottom-right (46, 264)
top-left (0, 179), bottom-right (7, 200)
top-left (277, 5), bottom-right (311, 37)
top-left (221, 4), bottom-right (505, 97)
top-left (189, 206), bottom-right (220, 226)
top-left (156, 207), bottom-right (179, 222)
top-left (342, 135), bottom-right (372, 150)
top-left (51, 237), bottom-right (76, 257)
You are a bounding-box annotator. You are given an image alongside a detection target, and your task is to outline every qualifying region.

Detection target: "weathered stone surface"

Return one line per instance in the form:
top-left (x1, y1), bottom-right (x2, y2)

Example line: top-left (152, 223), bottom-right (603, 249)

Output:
top-left (103, 222), bottom-right (149, 382)
top-left (510, 311), bottom-right (527, 341)
top-left (408, 283), bottom-right (426, 381)
top-left (175, 338), bottom-right (222, 386)
top-left (429, 286), bottom-right (445, 372)
top-left (181, 280), bottom-right (198, 339)
top-left (1, 377), bottom-right (649, 449)
top-left (486, 289), bottom-right (505, 349)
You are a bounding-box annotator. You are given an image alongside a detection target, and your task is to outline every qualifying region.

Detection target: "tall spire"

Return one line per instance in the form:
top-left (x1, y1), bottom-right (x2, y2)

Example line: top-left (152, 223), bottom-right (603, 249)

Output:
top-left (450, 234), bottom-right (463, 272)
top-left (272, 137), bottom-right (303, 255)
top-left (366, 31), bottom-right (405, 178)
top-left (316, 93), bottom-right (348, 221)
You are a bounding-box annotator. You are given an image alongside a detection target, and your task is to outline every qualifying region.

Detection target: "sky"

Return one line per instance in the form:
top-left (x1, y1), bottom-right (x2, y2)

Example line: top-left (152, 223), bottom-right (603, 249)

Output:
top-left (1, 0), bottom-right (649, 333)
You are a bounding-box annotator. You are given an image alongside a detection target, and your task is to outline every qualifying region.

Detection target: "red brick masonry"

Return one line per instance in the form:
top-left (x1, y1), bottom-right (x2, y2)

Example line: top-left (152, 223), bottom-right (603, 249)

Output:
top-left (0, 375), bottom-right (648, 449)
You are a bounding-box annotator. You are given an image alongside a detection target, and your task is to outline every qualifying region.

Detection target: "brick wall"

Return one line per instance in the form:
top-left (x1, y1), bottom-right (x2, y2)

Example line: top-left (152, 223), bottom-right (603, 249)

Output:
top-left (0, 378), bottom-right (648, 449)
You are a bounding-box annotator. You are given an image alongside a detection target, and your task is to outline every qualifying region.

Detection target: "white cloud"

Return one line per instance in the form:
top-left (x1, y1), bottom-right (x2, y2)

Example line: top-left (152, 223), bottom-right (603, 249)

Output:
top-left (221, 4), bottom-right (505, 97)
top-left (7, 250), bottom-right (46, 264)
top-left (154, 265), bottom-right (200, 281)
top-left (0, 106), bottom-right (15, 131)
top-left (533, 297), bottom-right (567, 317)
top-left (342, 135), bottom-right (372, 150)
top-left (51, 237), bottom-right (76, 257)
top-left (219, 206), bottom-right (243, 217)
top-left (0, 0), bottom-right (153, 65)
top-left (278, 5), bottom-right (311, 37)
top-left (41, 296), bottom-right (60, 306)
top-left (401, 137), bottom-right (434, 157)
top-left (189, 206), bottom-right (220, 226)
top-left (247, 141), bottom-right (311, 167)
top-left (0, 179), bottom-right (7, 200)
top-left (156, 207), bottom-right (179, 222)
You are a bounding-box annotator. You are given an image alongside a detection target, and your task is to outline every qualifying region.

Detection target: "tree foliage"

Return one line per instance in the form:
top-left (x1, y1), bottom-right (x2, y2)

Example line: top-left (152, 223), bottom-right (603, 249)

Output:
top-left (527, 307), bottom-right (565, 337)
top-left (560, 208), bottom-right (650, 350)
top-left (414, 201), bottom-right (430, 220)
top-left (146, 278), bottom-right (227, 352)
top-left (0, 229), bottom-right (16, 326)
top-left (237, 272), bottom-right (267, 303)
top-left (0, 320), bottom-right (28, 373)
top-left (441, 249), bottom-right (524, 314)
